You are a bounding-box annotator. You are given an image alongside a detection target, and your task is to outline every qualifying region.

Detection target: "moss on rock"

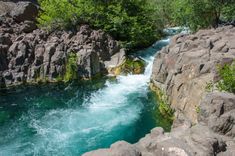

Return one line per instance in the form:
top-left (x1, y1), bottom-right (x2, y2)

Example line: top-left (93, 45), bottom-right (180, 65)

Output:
top-left (109, 57), bottom-right (146, 76)
top-left (150, 83), bottom-right (174, 122)
top-left (64, 52), bottom-right (78, 82)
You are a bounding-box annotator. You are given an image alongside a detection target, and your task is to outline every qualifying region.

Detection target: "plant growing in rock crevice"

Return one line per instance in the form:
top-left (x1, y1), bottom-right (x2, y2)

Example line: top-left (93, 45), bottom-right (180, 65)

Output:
top-left (64, 52), bottom-right (78, 82)
top-left (205, 81), bottom-right (214, 92)
top-left (195, 106), bottom-right (201, 114)
top-left (150, 83), bottom-right (174, 122)
top-left (205, 61), bottom-right (235, 94)
top-left (216, 61), bottom-right (235, 93)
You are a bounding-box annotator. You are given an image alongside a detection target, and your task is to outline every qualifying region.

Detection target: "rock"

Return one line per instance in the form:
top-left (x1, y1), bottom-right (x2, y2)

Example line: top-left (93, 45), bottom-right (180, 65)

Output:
top-left (0, 34), bottom-right (12, 46)
top-left (21, 20), bottom-right (37, 33)
top-left (151, 25), bottom-right (235, 124)
top-left (0, 44), bottom-right (8, 71)
top-left (83, 25), bottom-right (235, 156)
top-left (108, 56), bottom-right (146, 76)
top-left (77, 49), bottom-right (101, 79)
top-left (199, 92), bottom-right (235, 137)
top-left (0, 1), bottom-right (16, 15)
top-left (0, 14), bottom-right (126, 87)
top-left (3, 71), bottom-right (13, 85)
top-left (104, 48), bottom-right (125, 68)
top-left (83, 141), bottom-right (141, 156)
top-left (10, 2), bottom-right (38, 22)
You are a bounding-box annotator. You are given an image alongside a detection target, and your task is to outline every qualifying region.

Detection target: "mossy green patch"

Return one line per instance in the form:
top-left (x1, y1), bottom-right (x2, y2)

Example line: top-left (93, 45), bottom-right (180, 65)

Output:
top-left (150, 83), bottom-right (174, 122)
top-left (64, 52), bottom-right (78, 82)
top-left (216, 61), bottom-right (235, 93)
top-left (110, 58), bottom-right (146, 76)
top-left (124, 58), bottom-right (145, 74)
top-left (205, 60), bottom-right (235, 94)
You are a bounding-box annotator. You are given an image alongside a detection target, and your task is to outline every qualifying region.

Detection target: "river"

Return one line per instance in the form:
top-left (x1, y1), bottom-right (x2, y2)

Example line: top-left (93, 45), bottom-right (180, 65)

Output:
top-left (0, 28), bottom-right (184, 156)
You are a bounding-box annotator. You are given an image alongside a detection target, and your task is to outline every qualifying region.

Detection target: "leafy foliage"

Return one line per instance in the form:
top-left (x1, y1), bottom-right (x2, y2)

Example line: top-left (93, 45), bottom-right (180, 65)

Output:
top-left (170, 0), bottom-right (235, 31)
top-left (216, 62), bottom-right (235, 93)
top-left (38, 0), bottom-right (164, 50)
top-left (38, 0), bottom-right (235, 49)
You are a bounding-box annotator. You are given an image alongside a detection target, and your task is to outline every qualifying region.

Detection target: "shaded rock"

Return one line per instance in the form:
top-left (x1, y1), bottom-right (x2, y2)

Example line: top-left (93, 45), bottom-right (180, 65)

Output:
top-left (10, 2), bottom-right (38, 22)
top-left (0, 14), bottom-right (125, 87)
top-left (77, 50), bottom-right (101, 79)
top-left (21, 20), bottom-right (37, 33)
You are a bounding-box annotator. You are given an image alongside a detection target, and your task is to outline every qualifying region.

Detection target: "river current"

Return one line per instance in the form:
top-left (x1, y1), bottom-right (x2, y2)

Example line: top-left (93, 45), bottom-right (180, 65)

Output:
top-left (0, 28), bottom-right (184, 156)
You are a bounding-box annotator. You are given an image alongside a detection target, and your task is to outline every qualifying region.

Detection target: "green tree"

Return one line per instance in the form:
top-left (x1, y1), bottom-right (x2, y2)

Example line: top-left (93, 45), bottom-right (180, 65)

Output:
top-left (170, 0), bottom-right (235, 31)
top-left (38, 0), bottom-right (164, 50)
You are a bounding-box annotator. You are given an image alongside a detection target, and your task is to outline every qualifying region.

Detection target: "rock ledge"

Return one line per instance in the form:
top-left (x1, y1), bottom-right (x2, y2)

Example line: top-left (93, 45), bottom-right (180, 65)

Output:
top-left (83, 26), bottom-right (235, 156)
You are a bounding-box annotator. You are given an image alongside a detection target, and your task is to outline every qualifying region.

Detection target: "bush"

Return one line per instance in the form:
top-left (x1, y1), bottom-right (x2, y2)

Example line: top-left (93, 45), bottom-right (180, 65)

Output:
top-left (38, 0), bottom-right (164, 50)
top-left (217, 62), bottom-right (235, 93)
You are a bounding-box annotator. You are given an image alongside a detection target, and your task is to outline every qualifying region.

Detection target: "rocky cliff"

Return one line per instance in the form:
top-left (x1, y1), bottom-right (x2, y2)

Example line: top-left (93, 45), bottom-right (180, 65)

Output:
top-left (83, 26), bottom-right (235, 156)
top-left (0, 1), bottom-right (125, 88)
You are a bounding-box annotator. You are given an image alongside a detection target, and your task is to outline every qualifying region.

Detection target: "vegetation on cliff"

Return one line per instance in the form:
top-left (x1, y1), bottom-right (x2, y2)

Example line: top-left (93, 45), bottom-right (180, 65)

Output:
top-left (38, 0), bottom-right (164, 50)
top-left (169, 0), bottom-right (235, 31)
top-left (64, 52), bottom-right (78, 82)
top-left (217, 61), bottom-right (235, 93)
top-left (206, 61), bottom-right (235, 94)
top-left (38, 0), bottom-right (235, 50)
top-left (154, 0), bottom-right (235, 31)
top-left (150, 83), bottom-right (174, 122)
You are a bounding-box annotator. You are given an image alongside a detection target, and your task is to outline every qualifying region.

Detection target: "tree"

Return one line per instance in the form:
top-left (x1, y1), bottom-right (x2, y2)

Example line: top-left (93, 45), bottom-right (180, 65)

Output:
top-left (170, 0), bottom-right (235, 31)
top-left (38, 0), bottom-right (164, 50)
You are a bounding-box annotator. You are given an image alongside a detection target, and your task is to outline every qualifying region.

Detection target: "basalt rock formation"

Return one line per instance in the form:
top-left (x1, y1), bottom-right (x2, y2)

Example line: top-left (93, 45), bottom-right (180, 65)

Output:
top-left (83, 26), bottom-right (235, 156)
top-left (0, 1), bottom-right (125, 88)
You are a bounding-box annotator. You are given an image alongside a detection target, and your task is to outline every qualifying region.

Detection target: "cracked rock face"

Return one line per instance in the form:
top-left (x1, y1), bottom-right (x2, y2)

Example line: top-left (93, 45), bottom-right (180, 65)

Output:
top-left (83, 26), bottom-right (235, 156)
top-left (151, 25), bottom-right (235, 124)
top-left (0, 1), bottom-right (125, 88)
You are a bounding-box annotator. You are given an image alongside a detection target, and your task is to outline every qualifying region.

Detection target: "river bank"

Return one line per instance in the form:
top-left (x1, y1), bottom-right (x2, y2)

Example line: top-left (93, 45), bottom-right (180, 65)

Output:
top-left (84, 25), bottom-right (235, 156)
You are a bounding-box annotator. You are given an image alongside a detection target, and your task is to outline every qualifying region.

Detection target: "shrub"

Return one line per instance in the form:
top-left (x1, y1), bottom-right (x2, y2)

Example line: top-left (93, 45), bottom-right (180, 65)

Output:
top-left (216, 61), bottom-right (235, 93)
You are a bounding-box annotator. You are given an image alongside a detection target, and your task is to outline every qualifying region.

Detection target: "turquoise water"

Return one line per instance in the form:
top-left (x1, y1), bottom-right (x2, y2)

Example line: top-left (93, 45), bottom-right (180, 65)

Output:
top-left (0, 38), bottom-right (171, 156)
